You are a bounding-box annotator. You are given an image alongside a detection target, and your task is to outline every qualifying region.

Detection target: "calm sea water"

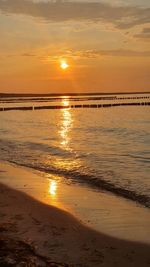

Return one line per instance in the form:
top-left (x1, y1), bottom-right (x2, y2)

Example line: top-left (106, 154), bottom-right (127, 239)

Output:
top-left (0, 94), bottom-right (150, 207)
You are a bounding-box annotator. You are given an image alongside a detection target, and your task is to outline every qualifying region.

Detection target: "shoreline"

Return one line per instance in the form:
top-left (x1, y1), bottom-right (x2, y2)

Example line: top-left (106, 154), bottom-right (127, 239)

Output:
top-left (0, 182), bottom-right (150, 266)
top-left (0, 160), bottom-right (150, 244)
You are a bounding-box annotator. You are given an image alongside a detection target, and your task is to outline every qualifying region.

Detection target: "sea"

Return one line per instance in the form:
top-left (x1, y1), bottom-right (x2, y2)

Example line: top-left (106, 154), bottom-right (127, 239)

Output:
top-left (0, 93), bottom-right (150, 208)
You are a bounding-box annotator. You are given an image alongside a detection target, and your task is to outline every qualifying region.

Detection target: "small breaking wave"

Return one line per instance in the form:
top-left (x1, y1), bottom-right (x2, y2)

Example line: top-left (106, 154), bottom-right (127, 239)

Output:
top-left (6, 159), bottom-right (150, 209)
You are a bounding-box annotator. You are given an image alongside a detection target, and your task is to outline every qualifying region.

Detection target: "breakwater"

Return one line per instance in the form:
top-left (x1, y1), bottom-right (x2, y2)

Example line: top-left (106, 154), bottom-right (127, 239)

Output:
top-left (0, 101), bottom-right (150, 112)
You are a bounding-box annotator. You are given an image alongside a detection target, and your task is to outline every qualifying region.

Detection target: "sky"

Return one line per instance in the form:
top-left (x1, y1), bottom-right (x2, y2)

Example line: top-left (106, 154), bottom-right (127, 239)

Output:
top-left (0, 0), bottom-right (150, 94)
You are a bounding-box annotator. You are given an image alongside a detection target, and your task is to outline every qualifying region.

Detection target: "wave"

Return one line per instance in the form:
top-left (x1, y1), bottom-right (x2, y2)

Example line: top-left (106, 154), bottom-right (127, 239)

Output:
top-left (0, 139), bottom-right (74, 158)
top-left (6, 159), bottom-right (150, 209)
top-left (0, 138), bottom-right (149, 209)
top-left (25, 141), bottom-right (74, 157)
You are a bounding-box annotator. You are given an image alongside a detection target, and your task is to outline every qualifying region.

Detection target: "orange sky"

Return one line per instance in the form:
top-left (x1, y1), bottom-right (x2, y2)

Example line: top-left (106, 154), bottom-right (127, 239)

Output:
top-left (0, 0), bottom-right (150, 94)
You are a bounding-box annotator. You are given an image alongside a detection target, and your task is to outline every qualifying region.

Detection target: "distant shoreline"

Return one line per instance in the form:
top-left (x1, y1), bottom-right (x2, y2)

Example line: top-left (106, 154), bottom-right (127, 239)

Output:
top-left (0, 91), bottom-right (150, 98)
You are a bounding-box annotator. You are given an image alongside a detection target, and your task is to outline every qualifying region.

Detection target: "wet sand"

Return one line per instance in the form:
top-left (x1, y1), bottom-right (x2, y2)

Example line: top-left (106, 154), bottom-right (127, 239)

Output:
top-left (0, 161), bottom-right (150, 244)
top-left (0, 162), bottom-right (150, 266)
top-left (0, 182), bottom-right (150, 267)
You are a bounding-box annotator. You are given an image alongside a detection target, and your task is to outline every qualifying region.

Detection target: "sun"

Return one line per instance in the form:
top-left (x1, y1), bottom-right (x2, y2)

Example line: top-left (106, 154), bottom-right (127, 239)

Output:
top-left (60, 59), bottom-right (69, 70)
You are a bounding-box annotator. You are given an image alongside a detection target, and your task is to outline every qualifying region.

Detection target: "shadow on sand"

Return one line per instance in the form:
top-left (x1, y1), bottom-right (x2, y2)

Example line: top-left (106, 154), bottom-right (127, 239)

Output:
top-left (0, 183), bottom-right (150, 267)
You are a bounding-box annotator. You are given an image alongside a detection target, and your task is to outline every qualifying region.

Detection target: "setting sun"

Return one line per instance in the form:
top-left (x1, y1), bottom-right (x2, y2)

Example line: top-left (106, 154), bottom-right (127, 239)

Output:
top-left (60, 60), bottom-right (69, 70)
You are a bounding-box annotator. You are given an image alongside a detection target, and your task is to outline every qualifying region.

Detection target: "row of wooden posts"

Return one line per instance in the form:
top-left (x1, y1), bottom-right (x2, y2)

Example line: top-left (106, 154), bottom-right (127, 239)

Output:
top-left (0, 102), bottom-right (150, 112)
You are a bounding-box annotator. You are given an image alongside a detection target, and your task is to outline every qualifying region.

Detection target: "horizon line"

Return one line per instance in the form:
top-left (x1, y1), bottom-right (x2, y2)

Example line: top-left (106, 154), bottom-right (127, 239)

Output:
top-left (0, 91), bottom-right (150, 98)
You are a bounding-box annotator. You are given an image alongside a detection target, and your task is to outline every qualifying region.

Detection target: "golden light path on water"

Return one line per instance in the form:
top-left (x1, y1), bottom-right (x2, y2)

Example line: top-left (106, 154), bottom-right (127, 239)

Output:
top-left (47, 98), bottom-right (81, 203)
top-left (47, 98), bottom-right (72, 201)
top-left (60, 98), bottom-right (72, 149)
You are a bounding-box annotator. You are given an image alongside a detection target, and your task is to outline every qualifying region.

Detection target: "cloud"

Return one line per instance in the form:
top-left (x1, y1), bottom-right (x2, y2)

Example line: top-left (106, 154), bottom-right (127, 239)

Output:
top-left (73, 49), bottom-right (150, 58)
top-left (134, 27), bottom-right (150, 39)
top-left (0, 0), bottom-right (149, 29)
top-left (21, 53), bottom-right (36, 57)
top-left (1, 48), bottom-right (150, 61)
top-left (41, 48), bottom-right (150, 60)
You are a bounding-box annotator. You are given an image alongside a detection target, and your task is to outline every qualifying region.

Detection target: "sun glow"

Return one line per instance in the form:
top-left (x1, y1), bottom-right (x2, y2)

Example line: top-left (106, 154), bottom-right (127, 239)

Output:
top-left (60, 60), bottom-right (69, 70)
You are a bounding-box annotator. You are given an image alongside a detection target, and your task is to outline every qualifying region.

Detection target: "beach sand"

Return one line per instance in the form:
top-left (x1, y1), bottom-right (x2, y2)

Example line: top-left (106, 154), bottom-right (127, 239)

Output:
top-left (0, 161), bottom-right (150, 244)
top-left (0, 182), bottom-right (150, 267)
top-left (0, 164), bottom-right (150, 266)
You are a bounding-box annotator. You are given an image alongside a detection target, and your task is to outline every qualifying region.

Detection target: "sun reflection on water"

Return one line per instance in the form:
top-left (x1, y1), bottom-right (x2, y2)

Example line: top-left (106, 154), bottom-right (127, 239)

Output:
top-left (49, 180), bottom-right (57, 197)
top-left (46, 98), bottom-right (81, 182)
top-left (60, 98), bottom-right (73, 149)
top-left (62, 98), bottom-right (70, 107)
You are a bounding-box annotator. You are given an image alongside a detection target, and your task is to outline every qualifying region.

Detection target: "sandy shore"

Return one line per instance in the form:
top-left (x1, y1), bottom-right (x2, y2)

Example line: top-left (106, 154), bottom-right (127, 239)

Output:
top-left (0, 181), bottom-right (150, 267)
top-left (0, 161), bottom-right (150, 244)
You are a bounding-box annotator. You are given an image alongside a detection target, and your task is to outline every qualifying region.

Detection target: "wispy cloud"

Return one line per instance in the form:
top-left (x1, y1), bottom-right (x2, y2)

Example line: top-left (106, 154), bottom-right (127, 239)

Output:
top-left (71, 49), bottom-right (150, 58)
top-left (21, 53), bottom-right (36, 57)
top-left (0, 0), bottom-right (150, 29)
top-left (96, 49), bottom-right (150, 57)
top-left (134, 27), bottom-right (150, 39)
top-left (33, 48), bottom-right (150, 60)
top-left (5, 48), bottom-right (150, 60)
